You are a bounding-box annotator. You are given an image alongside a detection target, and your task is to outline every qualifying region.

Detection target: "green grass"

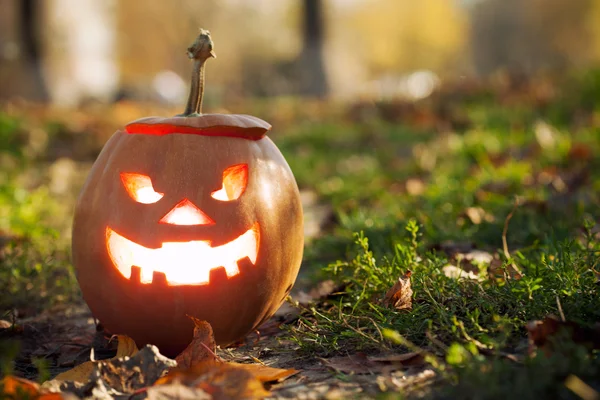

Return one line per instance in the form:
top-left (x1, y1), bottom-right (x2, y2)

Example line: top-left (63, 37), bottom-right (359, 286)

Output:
top-left (1, 70), bottom-right (600, 396)
top-left (0, 115), bottom-right (79, 314)
top-left (272, 71), bottom-right (600, 397)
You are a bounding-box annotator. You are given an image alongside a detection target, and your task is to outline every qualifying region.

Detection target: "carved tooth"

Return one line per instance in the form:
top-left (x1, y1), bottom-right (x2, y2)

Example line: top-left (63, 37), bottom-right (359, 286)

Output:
top-left (209, 266), bottom-right (229, 284)
top-left (152, 270), bottom-right (168, 286)
top-left (130, 265), bottom-right (142, 284)
top-left (140, 265), bottom-right (154, 284)
top-left (224, 262), bottom-right (240, 277)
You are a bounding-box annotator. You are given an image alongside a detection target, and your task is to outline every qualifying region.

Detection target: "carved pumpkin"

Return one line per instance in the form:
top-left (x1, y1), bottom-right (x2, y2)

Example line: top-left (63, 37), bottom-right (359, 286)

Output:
top-left (72, 30), bottom-right (303, 356)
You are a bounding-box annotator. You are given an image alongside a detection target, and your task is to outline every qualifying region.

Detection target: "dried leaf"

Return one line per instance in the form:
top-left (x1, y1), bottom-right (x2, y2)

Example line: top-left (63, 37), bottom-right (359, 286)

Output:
top-left (443, 265), bottom-right (482, 281)
top-left (321, 352), bottom-right (424, 375)
top-left (157, 361), bottom-right (269, 399)
top-left (295, 279), bottom-right (346, 305)
top-left (227, 362), bottom-right (299, 383)
top-left (53, 334), bottom-right (139, 382)
top-left (383, 271), bottom-right (413, 311)
top-left (526, 316), bottom-right (600, 354)
top-left (44, 345), bottom-right (176, 397)
top-left (0, 320), bottom-right (12, 329)
top-left (38, 394), bottom-right (66, 400)
top-left (175, 317), bottom-right (217, 369)
top-left (146, 383), bottom-right (211, 400)
top-left (320, 353), bottom-right (380, 374)
top-left (115, 334), bottom-right (138, 358)
top-left (368, 352), bottom-right (425, 367)
top-left (94, 345), bottom-right (176, 393)
top-left (405, 178), bottom-right (426, 196)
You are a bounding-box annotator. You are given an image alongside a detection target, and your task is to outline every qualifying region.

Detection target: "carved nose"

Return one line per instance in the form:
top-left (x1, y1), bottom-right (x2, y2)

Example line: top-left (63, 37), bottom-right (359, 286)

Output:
top-left (159, 198), bottom-right (214, 226)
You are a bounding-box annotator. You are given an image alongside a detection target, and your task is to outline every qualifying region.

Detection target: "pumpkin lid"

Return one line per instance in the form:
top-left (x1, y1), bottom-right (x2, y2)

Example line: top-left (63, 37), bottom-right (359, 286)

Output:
top-left (125, 114), bottom-right (271, 140)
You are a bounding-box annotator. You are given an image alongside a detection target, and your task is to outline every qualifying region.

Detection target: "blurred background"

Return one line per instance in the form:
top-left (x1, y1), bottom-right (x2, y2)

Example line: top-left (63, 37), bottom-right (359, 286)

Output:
top-left (2, 0), bottom-right (600, 105)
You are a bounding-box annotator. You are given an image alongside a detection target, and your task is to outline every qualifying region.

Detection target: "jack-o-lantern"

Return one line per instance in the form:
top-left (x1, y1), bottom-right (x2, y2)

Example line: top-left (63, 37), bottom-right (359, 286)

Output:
top-left (72, 30), bottom-right (303, 356)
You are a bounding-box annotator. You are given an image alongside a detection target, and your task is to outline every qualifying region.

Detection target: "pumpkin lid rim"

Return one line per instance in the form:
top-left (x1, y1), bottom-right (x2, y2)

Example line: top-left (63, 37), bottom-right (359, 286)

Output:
top-left (125, 114), bottom-right (271, 140)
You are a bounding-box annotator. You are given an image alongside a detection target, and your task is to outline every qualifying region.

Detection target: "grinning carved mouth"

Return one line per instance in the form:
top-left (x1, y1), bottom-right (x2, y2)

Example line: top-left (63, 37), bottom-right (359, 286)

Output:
top-left (105, 223), bottom-right (260, 286)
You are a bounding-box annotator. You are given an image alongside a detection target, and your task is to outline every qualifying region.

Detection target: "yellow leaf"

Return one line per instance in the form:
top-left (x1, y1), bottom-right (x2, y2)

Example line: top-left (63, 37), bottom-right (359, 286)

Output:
top-left (53, 335), bottom-right (138, 383)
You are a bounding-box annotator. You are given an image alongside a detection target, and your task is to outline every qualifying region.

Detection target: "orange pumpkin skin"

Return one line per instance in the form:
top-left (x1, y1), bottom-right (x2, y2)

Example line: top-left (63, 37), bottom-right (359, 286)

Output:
top-left (72, 114), bottom-right (303, 356)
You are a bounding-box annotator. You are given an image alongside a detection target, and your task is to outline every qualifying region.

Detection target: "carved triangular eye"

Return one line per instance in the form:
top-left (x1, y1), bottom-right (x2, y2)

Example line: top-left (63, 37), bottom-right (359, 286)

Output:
top-left (211, 164), bottom-right (248, 201)
top-left (121, 173), bottom-right (164, 204)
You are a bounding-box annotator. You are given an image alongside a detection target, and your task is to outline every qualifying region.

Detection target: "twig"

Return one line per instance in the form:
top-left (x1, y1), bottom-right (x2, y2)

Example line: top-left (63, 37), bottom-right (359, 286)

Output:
top-left (502, 198), bottom-right (523, 276)
top-left (556, 295), bottom-right (566, 322)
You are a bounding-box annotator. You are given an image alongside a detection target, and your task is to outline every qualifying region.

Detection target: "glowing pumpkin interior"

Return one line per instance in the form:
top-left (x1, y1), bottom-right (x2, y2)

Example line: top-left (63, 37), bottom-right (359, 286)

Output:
top-left (108, 165), bottom-right (258, 286)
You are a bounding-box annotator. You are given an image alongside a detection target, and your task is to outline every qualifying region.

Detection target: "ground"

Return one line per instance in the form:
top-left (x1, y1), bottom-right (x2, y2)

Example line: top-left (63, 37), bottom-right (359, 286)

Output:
top-left (1, 70), bottom-right (600, 399)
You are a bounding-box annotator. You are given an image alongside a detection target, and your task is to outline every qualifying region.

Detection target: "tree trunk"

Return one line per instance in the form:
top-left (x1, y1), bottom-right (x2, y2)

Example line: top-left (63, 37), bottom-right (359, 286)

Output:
top-left (19, 0), bottom-right (49, 101)
top-left (297, 0), bottom-right (328, 97)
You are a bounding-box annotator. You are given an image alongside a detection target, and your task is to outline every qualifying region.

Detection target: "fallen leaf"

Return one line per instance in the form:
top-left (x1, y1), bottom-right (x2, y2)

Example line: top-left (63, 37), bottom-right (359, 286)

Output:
top-left (146, 382), bottom-right (211, 399)
top-left (52, 334), bottom-right (139, 382)
top-left (0, 320), bottom-right (12, 329)
top-left (455, 250), bottom-right (494, 265)
top-left (321, 352), bottom-right (424, 375)
top-left (157, 361), bottom-right (269, 399)
top-left (115, 334), bottom-right (138, 358)
top-left (94, 345), bottom-right (175, 393)
top-left (368, 352), bottom-right (425, 367)
top-left (443, 265), bottom-right (482, 281)
top-left (526, 316), bottom-right (600, 354)
top-left (227, 362), bottom-right (299, 383)
top-left (44, 345), bottom-right (176, 397)
top-left (405, 178), bottom-right (426, 196)
top-left (383, 271), bottom-right (413, 311)
top-left (464, 207), bottom-right (495, 225)
top-left (568, 143), bottom-right (592, 162)
top-left (295, 279), bottom-right (347, 305)
top-left (320, 353), bottom-right (380, 374)
top-left (175, 316), bottom-right (217, 369)
top-left (534, 120), bottom-right (557, 150)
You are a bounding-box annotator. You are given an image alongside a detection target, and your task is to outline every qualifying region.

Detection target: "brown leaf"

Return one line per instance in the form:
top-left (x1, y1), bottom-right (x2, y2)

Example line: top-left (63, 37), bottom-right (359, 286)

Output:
top-left (175, 317), bottom-right (217, 369)
top-left (368, 352), bottom-right (425, 367)
top-left (320, 353), bottom-right (379, 374)
top-left (115, 334), bottom-right (139, 358)
top-left (52, 334), bottom-right (139, 382)
top-left (44, 345), bottom-right (176, 396)
top-left (526, 316), bottom-right (600, 354)
top-left (157, 361), bottom-right (269, 400)
top-left (383, 271), bottom-right (413, 311)
top-left (405, 178), bottom-right (426, 196)
top-left (464, 207), bottom-right (495, 225)
top-left (295, 279), bottom-right (347, 305)
top-left (227, 362), bottom-right (299, 383)
top-left (0, 320), bottom-right (12, 329)
top-left (146, 383), bottom-right (211, 400)
top-left (321, 351), bottom-right (424, 375)
top-left (442, 265), bottom-right (482, 281)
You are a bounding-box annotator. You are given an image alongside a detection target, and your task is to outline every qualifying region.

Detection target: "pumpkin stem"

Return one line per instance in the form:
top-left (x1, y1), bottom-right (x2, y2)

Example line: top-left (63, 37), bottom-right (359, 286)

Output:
top-left (180, 29), bottom-right (216, 117)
